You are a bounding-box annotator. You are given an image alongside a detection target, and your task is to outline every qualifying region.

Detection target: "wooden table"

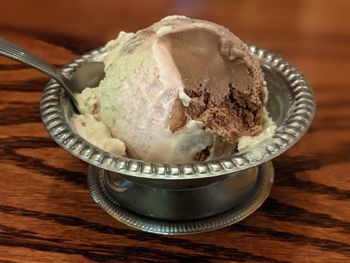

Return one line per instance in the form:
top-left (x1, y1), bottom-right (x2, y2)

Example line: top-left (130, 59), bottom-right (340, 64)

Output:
top-left (1, 1), bottom-right (349, 262)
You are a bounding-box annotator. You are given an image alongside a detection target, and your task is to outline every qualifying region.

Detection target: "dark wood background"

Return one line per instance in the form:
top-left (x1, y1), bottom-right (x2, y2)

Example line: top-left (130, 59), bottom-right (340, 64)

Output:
top-left (1, 0), bottom-right (349, 262)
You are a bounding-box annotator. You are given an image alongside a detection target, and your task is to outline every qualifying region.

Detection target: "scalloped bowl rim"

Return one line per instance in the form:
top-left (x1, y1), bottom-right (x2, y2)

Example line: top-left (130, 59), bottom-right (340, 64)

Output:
top-left (40, 45), bottom-right (316, 179)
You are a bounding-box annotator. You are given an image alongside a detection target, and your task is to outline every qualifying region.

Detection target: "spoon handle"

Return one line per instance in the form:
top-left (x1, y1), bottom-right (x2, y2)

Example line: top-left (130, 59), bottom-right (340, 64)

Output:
top-left (0, 36), bottom-right (78, 110)
top-left (0, 36), bottom-right (60, 79)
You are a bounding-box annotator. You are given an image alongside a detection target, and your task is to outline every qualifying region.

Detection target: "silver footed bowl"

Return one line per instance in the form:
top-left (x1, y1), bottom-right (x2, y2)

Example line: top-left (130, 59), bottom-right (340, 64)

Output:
top-left (40, 45), bottom-right (315, 234)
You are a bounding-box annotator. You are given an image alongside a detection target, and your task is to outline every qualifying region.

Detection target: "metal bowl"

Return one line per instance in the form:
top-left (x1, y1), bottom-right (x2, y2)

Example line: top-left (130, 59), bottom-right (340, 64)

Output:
top-left (40, 45), bottom-right (315, 234)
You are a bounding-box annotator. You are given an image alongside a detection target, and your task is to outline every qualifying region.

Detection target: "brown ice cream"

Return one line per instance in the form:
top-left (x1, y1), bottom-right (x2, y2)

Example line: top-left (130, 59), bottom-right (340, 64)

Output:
top-left (162, 27), bottom-right (266, 145)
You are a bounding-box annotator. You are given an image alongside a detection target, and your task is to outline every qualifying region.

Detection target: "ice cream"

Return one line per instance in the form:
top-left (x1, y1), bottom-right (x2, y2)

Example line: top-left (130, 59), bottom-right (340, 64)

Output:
top-left (73, 15), bottom-right (276, 163)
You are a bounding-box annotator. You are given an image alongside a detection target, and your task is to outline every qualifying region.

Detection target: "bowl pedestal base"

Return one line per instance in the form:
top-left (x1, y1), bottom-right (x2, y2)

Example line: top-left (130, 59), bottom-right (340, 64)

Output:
top-left (87, 161), bottom-right (274, 235)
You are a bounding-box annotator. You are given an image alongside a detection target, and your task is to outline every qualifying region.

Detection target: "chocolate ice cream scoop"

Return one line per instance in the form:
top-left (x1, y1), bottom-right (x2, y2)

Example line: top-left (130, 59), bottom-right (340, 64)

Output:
top-left (161, 26), bottom-right (266, 142)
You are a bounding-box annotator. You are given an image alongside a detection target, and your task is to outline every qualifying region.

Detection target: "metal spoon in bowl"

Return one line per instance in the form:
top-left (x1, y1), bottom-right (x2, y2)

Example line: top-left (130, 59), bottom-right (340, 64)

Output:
top-left (0, 36), bottom-right (105, 113)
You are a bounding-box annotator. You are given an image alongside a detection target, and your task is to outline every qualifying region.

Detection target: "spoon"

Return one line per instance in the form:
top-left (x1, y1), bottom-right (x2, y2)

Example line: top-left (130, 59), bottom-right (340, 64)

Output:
top-left (0, 36), bottom-right (105, 113)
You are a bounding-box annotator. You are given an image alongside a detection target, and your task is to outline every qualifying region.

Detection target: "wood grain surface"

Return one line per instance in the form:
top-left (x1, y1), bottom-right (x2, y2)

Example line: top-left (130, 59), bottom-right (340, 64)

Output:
top-left (1, 0), bottom-right (349, 262)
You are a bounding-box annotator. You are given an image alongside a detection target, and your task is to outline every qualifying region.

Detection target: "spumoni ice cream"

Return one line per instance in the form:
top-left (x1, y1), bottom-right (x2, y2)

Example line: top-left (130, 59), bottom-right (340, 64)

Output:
top-left (73, 15), bottom-right (276, 163)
